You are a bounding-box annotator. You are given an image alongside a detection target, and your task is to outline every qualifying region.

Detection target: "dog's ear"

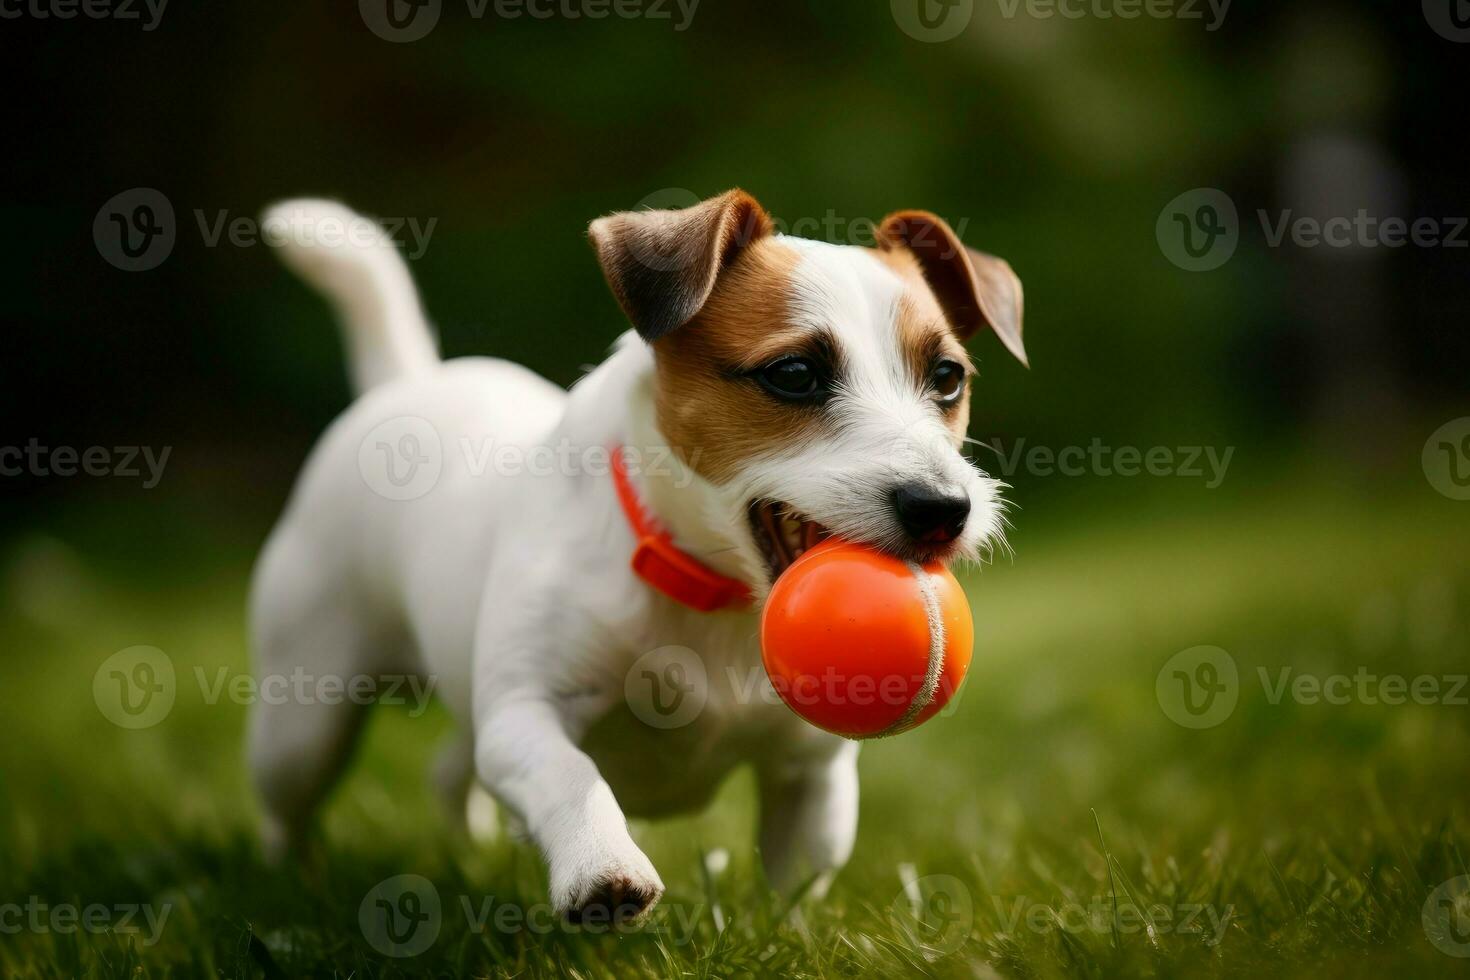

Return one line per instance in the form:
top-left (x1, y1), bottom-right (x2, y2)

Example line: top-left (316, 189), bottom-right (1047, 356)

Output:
top-left (877, 210), bottom-right (1027, 367)
top-left (589, 189), bottom-right (775, 343)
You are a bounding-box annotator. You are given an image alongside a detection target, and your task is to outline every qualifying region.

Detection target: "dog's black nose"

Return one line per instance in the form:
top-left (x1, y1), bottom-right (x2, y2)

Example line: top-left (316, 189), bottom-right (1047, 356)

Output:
top-left (892, 484), bottom-right (970, 544)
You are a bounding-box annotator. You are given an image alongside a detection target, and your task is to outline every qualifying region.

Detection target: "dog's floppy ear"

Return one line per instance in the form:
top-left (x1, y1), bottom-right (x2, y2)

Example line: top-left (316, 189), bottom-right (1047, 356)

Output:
top-left (589, 189), bottom-right (775, 343)
top-left (877, 210), bottom-right (1027, 367)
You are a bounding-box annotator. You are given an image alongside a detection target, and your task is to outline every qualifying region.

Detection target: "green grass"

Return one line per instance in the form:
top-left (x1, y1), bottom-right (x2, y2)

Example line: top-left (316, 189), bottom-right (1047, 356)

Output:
top-left (3, 471), bottom-right (1470, 978)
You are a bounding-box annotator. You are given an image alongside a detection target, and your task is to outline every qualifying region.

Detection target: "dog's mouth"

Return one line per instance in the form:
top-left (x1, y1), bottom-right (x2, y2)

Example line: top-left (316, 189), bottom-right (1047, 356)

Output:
top-left (747, 501), bottom-right (832, 580)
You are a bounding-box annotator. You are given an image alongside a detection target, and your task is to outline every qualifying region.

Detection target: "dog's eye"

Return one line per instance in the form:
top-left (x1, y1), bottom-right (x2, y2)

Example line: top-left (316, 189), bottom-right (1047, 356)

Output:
top-left (931, 360), bottom-right (966, 404)
top-left (756, 356), bottom-right (823, 402)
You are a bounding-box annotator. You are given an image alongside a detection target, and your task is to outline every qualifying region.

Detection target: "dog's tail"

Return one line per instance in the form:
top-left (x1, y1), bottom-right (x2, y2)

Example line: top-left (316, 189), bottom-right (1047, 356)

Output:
top-left (262, 199), bottom-right (438, 394)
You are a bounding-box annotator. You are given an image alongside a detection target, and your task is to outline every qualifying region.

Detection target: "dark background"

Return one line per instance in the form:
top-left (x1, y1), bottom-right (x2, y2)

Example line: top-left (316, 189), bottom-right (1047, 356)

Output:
top-left (5, 0), bottom-right (1467, 569)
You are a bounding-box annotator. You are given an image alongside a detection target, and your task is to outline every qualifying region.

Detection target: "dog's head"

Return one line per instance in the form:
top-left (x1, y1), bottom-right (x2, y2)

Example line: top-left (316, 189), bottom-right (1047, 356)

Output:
top-left (590, 189), bottom-right (1026, 589)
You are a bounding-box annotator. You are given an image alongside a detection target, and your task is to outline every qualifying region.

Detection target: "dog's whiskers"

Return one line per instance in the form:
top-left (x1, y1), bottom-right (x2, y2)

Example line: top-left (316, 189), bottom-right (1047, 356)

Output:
top-left (961, 435), bottom-right (1004, 459)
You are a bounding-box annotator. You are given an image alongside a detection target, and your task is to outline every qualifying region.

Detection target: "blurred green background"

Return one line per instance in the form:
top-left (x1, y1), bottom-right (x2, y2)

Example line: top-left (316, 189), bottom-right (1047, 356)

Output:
top-left (4, 1), bottom-right (1470, 976)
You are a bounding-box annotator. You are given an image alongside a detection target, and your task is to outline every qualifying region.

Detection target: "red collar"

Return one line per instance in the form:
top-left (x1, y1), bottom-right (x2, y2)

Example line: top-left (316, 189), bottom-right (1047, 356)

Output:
top-left (610, 445), bottom-right (753, 613)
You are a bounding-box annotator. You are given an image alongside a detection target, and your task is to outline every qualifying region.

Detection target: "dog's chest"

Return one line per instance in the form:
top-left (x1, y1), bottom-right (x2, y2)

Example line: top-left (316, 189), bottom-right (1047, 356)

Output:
top-left (574, 614), bottom-right (815, 817)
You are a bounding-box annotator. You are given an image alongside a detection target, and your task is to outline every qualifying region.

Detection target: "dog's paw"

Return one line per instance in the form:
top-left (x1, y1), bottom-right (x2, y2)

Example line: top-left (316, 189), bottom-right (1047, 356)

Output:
top-left (551, 848), bottom-right (664, 925)
top-left (565, 872), bottom-right (663, 925)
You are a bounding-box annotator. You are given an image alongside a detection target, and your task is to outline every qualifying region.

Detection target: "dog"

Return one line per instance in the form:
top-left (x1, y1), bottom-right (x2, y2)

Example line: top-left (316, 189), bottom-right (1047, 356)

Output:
top-left (248, 189), bottom-right (1026, 922)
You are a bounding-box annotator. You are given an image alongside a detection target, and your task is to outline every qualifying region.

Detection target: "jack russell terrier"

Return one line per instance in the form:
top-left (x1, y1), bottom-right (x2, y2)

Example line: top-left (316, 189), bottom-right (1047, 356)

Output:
top-left (249, 189), bottom-right (1025, 923)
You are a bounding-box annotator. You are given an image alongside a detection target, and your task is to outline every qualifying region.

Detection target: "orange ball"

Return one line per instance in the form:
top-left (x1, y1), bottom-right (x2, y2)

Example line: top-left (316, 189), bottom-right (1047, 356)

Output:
top-left (760, 539), bottom-right (973, 739)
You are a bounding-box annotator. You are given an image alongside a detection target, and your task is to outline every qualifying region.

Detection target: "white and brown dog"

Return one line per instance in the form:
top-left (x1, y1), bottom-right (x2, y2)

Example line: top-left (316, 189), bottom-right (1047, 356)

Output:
top-left (249, 189), bottom-right (1025, 922)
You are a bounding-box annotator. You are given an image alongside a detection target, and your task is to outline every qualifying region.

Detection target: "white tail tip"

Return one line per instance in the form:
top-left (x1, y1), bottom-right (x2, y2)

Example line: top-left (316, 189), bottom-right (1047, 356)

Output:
top-left (262, 199), bottom-right (438, 394)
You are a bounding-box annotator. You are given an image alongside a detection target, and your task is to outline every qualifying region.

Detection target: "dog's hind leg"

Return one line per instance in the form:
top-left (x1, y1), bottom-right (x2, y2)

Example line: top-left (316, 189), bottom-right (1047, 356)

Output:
top-left (433, 734), bottom-right (513, 844)
top-left (247, 536), bottom-right (388, 863)
top-left (431, 731), bottom-right (476, 835)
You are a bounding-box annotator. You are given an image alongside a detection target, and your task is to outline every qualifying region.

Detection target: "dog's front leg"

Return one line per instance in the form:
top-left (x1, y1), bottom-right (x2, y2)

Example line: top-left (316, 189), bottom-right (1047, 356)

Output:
top-left (757, 739), bottom-right (860, 899)
top-left (475, 695), bottom-right (664, 922)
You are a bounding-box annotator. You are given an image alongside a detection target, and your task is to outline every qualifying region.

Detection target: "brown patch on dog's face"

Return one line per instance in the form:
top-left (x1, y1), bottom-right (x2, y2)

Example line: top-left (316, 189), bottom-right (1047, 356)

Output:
top-left (884, 250), bottom-right (975, 445)
top-left (654, 239), bottom-right (978, 484)
top-left (650, 237), bottom-right (831, 484)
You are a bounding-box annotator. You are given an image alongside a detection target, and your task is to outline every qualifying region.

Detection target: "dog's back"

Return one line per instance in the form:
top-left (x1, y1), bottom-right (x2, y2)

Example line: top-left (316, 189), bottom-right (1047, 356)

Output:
top-left (248, 201), bottom-right (562, 856)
